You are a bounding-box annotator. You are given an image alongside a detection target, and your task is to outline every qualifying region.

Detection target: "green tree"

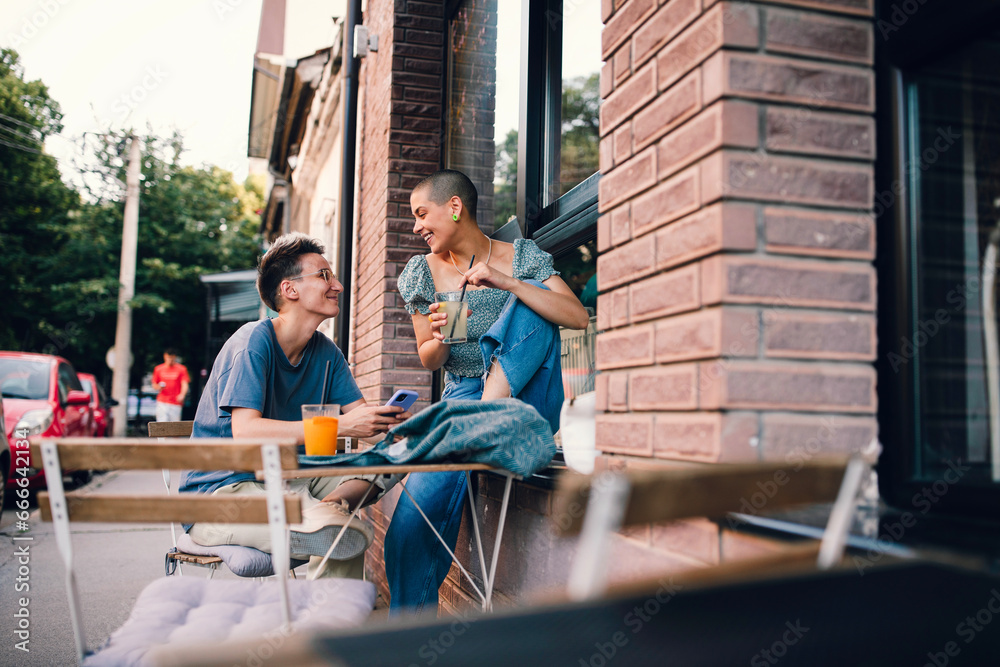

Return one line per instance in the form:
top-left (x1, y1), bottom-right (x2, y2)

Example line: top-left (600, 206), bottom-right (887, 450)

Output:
top-left (49, 130), bottom-right (264, 386)
top-left (0, 48), bottom-right (78, 351)
top-left (492, 72), bottom-right (600, 222)
top-left (0, 51), bottom-right (263, 391)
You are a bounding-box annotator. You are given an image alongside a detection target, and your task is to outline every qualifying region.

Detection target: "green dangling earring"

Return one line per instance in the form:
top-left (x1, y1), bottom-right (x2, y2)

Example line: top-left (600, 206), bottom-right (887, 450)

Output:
top-left (452, 213), bottom-right (459, 221)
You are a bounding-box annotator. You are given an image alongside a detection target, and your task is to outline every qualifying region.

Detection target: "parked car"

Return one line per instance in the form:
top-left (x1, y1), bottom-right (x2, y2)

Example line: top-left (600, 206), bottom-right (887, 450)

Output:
top-left (0, 352), bottom-right (94, 489)
top-left (77, 372), bottom-right (117, 437)
top-left (0, 396), bottom-right (9, 521)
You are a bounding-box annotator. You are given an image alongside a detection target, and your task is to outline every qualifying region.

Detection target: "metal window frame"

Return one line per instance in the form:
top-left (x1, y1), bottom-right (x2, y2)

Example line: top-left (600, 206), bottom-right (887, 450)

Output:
top-left (874, 0), bottom-right (1000, 518)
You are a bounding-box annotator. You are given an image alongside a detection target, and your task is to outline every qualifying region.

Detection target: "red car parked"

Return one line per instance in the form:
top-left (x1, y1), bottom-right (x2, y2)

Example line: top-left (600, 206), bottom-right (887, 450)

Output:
top-left (0, 352), bottom-right (94, 489)
top-left (77, 372), bottom-right (116, 437)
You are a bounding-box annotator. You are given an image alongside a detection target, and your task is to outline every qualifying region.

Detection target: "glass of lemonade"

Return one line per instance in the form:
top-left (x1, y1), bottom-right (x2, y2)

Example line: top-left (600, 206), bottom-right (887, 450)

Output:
top-left (301, 404), bottom-right (340, 456)
top-left (435, 291), bottom-right (469, 345)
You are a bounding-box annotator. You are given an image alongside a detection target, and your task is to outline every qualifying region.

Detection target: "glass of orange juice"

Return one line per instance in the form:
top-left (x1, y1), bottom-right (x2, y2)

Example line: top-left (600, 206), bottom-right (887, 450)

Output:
top-left (301, 404), bottom-right (340, 456)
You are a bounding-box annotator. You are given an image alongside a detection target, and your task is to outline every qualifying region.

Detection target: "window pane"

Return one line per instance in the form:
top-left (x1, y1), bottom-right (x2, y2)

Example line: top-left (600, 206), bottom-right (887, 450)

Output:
top-left (909, 29), bottom-right (1000, 487)
top-left (447, 0), bottom-right (522, 234)
top-left (548, 0), bottom-right (602, 204)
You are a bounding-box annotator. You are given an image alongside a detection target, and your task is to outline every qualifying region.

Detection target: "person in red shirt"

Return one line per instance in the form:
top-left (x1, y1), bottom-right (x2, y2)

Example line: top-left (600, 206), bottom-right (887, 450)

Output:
top-left (153, 348), bottom-right (190, 422)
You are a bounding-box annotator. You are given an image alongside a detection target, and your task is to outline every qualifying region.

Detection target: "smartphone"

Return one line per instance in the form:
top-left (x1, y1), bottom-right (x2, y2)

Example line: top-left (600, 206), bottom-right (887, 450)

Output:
top-left (385, 389), bottom-right (418, 412)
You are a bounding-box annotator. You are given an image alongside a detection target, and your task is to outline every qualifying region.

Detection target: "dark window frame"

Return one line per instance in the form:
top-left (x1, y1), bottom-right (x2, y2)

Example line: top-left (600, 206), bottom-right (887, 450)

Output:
top-left (875, 0), bottom-right (1000, 519)
top-left (516, 0), bottom-right (600, 255)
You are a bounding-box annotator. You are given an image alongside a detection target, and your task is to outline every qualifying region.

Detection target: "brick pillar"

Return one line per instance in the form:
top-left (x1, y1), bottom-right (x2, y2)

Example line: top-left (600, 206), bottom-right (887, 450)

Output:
top-left (355, 0), bottom-right (447, 599)
top-left (595, 0), bottom-right (877, 564)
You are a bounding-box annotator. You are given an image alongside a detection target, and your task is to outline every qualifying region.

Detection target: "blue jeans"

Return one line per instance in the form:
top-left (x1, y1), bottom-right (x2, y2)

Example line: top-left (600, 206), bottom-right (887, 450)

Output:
top-left (384, 287), bottom-right (563, 613)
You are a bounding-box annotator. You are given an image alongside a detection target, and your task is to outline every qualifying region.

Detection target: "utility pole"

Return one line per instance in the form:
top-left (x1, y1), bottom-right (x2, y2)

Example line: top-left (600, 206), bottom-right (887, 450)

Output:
top-left (110, 135), bottom-right (141, 436)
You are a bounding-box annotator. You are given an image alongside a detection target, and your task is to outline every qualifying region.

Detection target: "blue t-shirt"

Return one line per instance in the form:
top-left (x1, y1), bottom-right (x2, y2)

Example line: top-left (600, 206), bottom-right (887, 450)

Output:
top-left (180, 319), bottom-right (362, 494)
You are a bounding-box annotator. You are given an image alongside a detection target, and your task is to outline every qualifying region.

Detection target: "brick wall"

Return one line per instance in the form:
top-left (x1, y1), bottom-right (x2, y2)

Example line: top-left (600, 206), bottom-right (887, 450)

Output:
top-left (594, 0), bottom-right (878, 565)
top-left (356, 0), bottom-right (447, 600)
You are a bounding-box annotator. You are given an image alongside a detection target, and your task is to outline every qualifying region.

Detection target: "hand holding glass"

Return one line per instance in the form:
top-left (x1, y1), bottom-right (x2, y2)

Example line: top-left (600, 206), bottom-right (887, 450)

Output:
top-left (434, 291), bottom-right (469, 345)
top-left (302, 404), bottom-right (340, 456)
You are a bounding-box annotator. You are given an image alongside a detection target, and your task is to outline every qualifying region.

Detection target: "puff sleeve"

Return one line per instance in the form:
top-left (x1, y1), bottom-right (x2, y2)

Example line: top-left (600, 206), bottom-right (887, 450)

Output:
top-left (398, 254), bottom-right (436, 315)
top-left (512, 238), bottom-right (559, 282)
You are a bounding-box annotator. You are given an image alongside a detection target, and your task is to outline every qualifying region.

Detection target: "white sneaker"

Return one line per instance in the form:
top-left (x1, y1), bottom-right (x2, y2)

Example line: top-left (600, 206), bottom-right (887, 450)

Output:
top-left (289, 499), bottom-right (374, 560)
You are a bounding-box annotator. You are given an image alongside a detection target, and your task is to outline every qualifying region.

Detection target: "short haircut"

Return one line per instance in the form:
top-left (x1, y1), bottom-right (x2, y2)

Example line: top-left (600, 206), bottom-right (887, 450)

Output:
top-left (257, 232), bottom-right (326, 312)
top-left (164, 348), bottom-right (178, 356)
top-left (413, 169), bottom-right (479, 220)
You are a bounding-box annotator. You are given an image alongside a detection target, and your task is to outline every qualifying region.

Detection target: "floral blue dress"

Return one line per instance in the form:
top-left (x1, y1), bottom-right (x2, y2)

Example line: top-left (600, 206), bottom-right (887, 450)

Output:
top-left (398, 238), bottom-right (558, 377)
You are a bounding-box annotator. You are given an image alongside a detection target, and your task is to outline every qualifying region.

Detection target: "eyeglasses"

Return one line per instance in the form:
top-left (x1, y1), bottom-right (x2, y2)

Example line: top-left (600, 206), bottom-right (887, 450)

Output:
top-left (288, 268), bottom-right (336, 284)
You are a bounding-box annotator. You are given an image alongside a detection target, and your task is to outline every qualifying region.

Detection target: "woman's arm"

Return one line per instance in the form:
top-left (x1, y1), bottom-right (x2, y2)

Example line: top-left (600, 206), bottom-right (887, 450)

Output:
top-left (463, 262), bottom-right (590, 330)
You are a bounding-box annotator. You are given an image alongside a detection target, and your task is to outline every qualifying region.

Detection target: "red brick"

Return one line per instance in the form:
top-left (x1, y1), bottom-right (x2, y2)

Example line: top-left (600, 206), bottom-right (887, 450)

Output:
top-left (595, 373), bottom-right (609, 412)
top-left (632, 166), bottom-right (701, 238)
top-left (613, 44), bottom-right (631, 86)
top-left (613, 123), bottom-right (632, 167)
top-left (611, 287), bottom-right (630, 327)
top-left (601, 60), bottom-right (614, 98)
top-left (600, 135), bottom-right (614, 174)
top-left (598, 212), bottom-right (612, 253)
top-left (764, 311), bottom-right (876, 360)
top-left (653, 411), bottom-right (759, 463)
top-left (596, 414), bottom-right (654, 456)
top-left (656, 2), bottom-right (759, 92)
top-left (597, 293), bottom-right (612, 331)
top-left (657, 100), bottom-right (759, 181)
top-left (633, 0), bottom-right (701, 66)
top-left (596, 233), bottom-right (657, 291)
top-left (602, 0), bottom-right (657, 59)
top-left (630, 264), bottom-right (701, 322)
top-left (633, 71), bottom-right (701, 150)
top-left (766, 107), bottom-right (875, 159)
top-left (653, 202), bottom-right (756, 272)
top-left (763, 207), bottom-right (874, 259)
top-left (700, 150), bottom-right (873, 209)
top-left (596, 325), bottom-right (655, 370)
top-left (703, 51), bottom-right (874, 112)
top-left (602, 0), bottom-right (614, 23)
top-left (765, 8), bottom-right (873, 64)
top-left (650, 518), bottom-right (720, 564)
top-left (608, 371), bottom-right (628, 411)
top-left (760, 413), bottom-right (877, 463)
top-left (610, 203), bottom-right (631, 247)
top-left (654, 307), bottom-right (758, 364)
top-left (629, 364), bottom-right (700, 410)
top-left (700, 361), bottom-right (877, 412)
top-left (701, 255), bottom-right (875, 310)
top-left (601, 61), bottom-right (657, 136)
top-left (599, 147), bottom-right (657, 212)
top-left (762, 0), bottom-right (873, 18)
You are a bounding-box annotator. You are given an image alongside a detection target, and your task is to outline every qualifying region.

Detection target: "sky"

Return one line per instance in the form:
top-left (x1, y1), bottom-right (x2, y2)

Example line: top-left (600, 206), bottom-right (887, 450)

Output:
top-left (1, 0), bottom-right (600, 187)
top-left (1, 0), bottom-right (343, 185)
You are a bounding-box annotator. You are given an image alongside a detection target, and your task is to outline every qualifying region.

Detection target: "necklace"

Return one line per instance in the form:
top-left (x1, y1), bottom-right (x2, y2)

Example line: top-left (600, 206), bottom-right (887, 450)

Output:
top-left (451, 238), bottom-right (492, 277)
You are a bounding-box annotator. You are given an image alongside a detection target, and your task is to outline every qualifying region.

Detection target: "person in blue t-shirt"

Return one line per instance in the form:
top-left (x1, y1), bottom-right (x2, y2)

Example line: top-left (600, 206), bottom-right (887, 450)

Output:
top-left (180, 233), bottom-right (410, 579)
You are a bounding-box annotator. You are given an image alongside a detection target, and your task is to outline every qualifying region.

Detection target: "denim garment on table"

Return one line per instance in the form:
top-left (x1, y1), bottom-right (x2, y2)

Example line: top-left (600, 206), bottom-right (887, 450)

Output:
top-left (298, 399), bottom-right (556, 477)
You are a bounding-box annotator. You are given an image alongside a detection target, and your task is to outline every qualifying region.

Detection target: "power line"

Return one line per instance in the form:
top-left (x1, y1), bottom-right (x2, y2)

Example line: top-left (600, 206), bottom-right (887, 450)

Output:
top-left (0, 111), bottom-right (43, 132)
top-left (0, 122), bottom-right (42, 145)
top-left (0, 136), bottom-right (41, 154)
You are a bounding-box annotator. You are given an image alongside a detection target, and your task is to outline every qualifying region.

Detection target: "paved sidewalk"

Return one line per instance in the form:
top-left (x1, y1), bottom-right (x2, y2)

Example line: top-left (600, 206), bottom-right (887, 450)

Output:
top-left (1, 470), bottom-right (208, 665)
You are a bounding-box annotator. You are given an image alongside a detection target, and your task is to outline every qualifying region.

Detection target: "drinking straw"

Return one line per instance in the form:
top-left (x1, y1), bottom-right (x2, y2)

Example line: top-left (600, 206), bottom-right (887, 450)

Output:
top-left (449, 254), bottom-right (475, 340)
top-left (320, 360), bottom-right (331, 404)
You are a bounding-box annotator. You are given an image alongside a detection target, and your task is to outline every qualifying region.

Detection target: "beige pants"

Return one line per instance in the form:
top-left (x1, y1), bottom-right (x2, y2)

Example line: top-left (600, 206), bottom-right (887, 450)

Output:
top-left (188, 476), bottom-right (377, 579)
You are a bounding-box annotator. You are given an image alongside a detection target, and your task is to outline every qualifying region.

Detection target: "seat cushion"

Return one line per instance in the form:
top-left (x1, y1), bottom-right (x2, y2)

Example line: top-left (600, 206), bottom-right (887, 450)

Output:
top-left (83, 577), bottom-right (376, 666)
top-left (175, 533), bottom-right (307, 577)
